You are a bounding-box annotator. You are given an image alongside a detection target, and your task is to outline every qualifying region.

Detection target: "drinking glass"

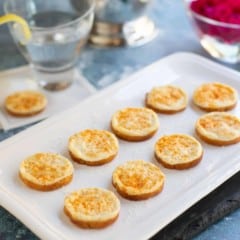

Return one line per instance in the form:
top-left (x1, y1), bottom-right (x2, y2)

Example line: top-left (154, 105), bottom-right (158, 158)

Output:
top-left (4, 0), bottom-right (95, 91)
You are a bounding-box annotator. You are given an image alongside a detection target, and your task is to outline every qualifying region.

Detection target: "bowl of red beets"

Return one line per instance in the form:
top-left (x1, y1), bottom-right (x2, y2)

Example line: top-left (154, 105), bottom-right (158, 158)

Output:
top-left (186, 0), bottom-right (240, 63)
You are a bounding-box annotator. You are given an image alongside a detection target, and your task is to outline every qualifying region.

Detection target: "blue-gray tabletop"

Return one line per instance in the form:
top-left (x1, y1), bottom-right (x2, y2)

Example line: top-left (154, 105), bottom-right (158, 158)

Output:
top-left (0, 0), bottom-right (240, 239)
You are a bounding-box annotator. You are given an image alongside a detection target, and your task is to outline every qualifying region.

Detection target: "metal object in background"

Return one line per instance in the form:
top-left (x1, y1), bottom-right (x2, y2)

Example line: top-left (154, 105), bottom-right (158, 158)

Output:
top-left (74, 0), bottom-right (158, 47)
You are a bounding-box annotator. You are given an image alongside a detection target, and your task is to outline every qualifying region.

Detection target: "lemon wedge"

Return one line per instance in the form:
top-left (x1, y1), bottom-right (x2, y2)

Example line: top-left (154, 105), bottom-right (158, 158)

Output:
top-left (0, 13), bottom-right (31, 44)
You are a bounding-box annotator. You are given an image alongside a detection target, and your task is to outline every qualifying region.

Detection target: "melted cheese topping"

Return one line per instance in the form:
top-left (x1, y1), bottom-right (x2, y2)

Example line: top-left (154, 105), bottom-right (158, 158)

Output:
top-left (20, 153), bottom-right (73, 185)
top-left (5, 90), bottom-right (47, 115)
top-left (146, 85), bottom-right (187, 110)
top-left (64, 188), bottom-right (120, 221)
top-left (68, 129), bottom-right (119, 161)
top-left (155, 134), bottom-right (203, 164)
top-left (112, 160), bottom-right (165, 196)
top-left (111, 107), bottom-right (159, 136)
top-left (196, 112), bottom-right (240, 141)
top-left (193, 82), bottom-right (237, 110)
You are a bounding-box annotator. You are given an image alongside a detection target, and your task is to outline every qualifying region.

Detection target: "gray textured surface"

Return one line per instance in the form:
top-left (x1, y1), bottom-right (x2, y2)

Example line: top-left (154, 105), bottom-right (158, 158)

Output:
top-left (0, 0), bottom-right (240, 239)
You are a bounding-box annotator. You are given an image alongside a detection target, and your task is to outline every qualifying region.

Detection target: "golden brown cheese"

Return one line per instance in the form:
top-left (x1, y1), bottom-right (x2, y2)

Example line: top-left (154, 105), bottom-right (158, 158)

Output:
top-left (111, 107), bottom-right (159, 141)
top-left (64, 188), bottom-right (120, 228)
top-left (68, 129), bottom-right (119, 165)
top-left (195, 112), bottom-right (240, 146)
top-left (154, 134), bottom-right (203, 169)
top-left (19, 153), bottom-right (73, 191)
top-left (146, 85), bottom-right (188, 113)
top-left (112, 160), bottom-right (165, 200)
top-left (193, 82), bottom-right (238, 111)
top-left (5, 90), bottom-right (47, 116)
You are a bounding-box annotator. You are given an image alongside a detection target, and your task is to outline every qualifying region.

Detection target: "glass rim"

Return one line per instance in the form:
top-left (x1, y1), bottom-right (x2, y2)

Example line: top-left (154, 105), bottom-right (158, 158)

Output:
top-left (189, 10), bottom-right (240, 29)
top-left (4, 0), bottom-right (95, 31)
top-left (183, 0), bottom-right (240, 29)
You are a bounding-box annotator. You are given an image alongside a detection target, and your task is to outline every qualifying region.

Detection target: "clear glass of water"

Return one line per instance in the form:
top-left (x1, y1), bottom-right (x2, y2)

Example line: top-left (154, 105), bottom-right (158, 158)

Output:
top-left (4, 0), bottom-right (95, 91)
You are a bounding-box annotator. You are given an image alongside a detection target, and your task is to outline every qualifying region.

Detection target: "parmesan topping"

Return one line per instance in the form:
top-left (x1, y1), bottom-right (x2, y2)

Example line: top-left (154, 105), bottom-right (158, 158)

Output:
top-left (146, 85), bottom-right (187, 111)
top-left (116, 108), bottom-right (155, 130)
top-left (20, 153), bottom-right (73, 185)
top-left (113, 160), bottom-right (165, 196)
top-left (193, 82), bottom-right (237, 110)
top-left (64, 187), bottom-right (120, 226)
top-left (111, 107), bottom-right (159, 138)
top-left (196, 112), bottom-right (240, 141)
top-left (155, 134), bottom-right (203, 164)
top-left (68, 129), bottom-right (119, 162)
top-left (66, 188), bottom-right (119, 216)
top-left (5, 90), bottom-right (47, 115)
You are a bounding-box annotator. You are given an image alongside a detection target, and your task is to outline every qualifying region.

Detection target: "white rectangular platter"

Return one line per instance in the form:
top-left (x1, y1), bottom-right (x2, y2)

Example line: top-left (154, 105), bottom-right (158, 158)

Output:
top-left (0, 52), bottom-right (240, 240)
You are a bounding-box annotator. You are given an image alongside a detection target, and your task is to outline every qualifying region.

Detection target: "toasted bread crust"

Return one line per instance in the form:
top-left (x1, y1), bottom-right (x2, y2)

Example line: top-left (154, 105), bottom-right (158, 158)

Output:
top-left (64, 188), bottom-right (120, 229)
top-left (154, 152), bottom-right (203, 170)
top-left (19, 153), bottom-right (73, 191)
top-left (5, 90), bottom-right (47, 117)
top-left (194, 103), bottom-right (237, 112)
top-left (112, 160), bottom-right (165, 200)
top-left (6, 107), bottom-right (46, 117)
top-left (154, 134), bottom-right (203, 170)
top-left (195, 112), bottom-right (240, 146)
top-left (145, 97), bottom-right (186, 114)
top-left (110, 121), bottom-right (158, 141)
top-left (193, 82), bottom-right (238, 112)
top-left (68, 129), bottom-right (119, 166)
top-left (196, 128), bottom-right (240, 146)
top-left (111, 107), bottom-right (159, 141)
top-left (64, 206), bottom-right (119, 229)
top-left (112, 179), bottom-right (164, 201)
top-left (19, 172), bottom-right (73, 191)
top-left (69, 151), bottom-right (117, 166)
top-left (145, 85), bottom-right (188, 114)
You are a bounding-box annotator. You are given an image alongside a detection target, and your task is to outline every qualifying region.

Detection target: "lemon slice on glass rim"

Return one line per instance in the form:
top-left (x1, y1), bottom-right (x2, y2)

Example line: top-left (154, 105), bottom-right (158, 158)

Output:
top-left (0, 13), bottom-right (31, 44)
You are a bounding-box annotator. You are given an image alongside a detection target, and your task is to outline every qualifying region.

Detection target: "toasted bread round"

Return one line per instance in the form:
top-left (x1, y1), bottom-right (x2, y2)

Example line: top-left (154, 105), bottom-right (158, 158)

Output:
top-left (112, 160), bottom-right (165, 200)
top-left (19, 153), bottom-right (73, 191)
top-left (193, 82), bottom-right (238, 112)
top-left (68, 129), bottom-right (119, 166)
top-left (111, 107), bottom-right (159, 141)
top-left (146, 85), bottom-right (188, 114)
top-left (64, 187), bottom-right (120, 228)
top-left (155, 134), bottom-right (203, 170)
top-left (195, 112), bottom-right (240, 146)
top-left (5, 90), bottom-right (47, 116)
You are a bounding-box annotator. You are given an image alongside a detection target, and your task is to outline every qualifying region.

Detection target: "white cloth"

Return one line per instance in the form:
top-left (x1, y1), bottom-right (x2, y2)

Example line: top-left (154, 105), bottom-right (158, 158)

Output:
top-left (0, 66), bottom-right (96, 130)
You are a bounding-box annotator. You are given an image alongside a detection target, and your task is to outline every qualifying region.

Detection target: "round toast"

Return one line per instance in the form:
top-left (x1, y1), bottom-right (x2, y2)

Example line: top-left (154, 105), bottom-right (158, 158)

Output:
top-left (111, 107), bottom-right (159, 141)
top-left (146, 85), bottom-right (188, 113)
top-left (68, 129), bottom-right (119, 166)
top-left (193, 82), bottom-right (238, 112)
top-left (155, 134), bottom-right (203, 170)
top-left (19, 153), bottom-right (73, 191)
top-left (112, 160), bottom-right (165, 200)
top-left (5, 90), bottom-right (47, 116)
top-left (195, 112), bottom-right (240, 146)
top-left (64, 187), bottom-right (120, 228)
